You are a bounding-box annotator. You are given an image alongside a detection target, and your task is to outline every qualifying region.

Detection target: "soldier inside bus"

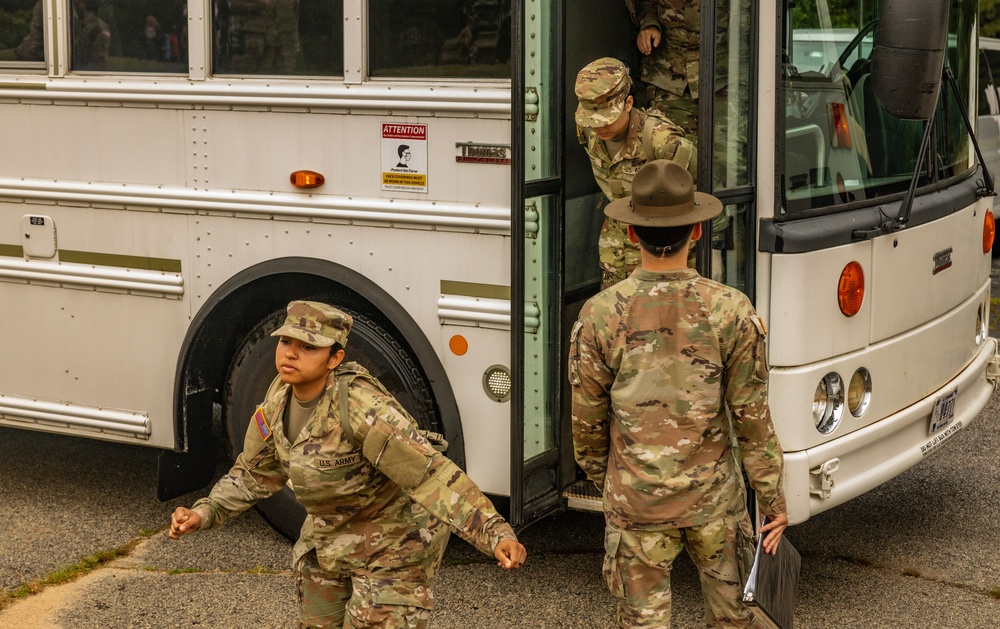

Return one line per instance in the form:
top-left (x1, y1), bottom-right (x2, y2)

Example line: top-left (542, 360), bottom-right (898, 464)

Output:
top-left (574, 57), bottom-right (697, 289)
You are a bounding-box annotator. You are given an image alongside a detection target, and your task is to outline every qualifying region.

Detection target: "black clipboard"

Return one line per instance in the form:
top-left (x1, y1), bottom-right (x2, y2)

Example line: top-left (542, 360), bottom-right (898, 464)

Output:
top-left (741, 526), bottom-right (800, 629)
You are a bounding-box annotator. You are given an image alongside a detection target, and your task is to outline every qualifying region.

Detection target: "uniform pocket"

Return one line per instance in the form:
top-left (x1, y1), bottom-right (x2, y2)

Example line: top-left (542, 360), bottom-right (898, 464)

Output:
top-left (602, 525), bottom-right (626, 600)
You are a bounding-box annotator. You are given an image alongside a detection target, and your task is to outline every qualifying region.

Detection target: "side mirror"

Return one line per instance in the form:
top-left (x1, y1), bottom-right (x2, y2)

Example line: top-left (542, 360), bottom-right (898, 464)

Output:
top-left (870, 0), bottom-right (951, 120)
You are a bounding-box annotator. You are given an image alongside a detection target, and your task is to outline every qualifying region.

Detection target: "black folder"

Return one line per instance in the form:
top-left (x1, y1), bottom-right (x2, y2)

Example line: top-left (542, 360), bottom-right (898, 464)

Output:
top-left (741, 529), bottom-right (801, 629)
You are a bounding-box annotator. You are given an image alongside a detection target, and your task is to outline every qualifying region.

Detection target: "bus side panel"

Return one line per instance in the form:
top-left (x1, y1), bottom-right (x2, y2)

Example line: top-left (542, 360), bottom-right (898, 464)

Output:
top-left (0, 104), bottom-right (187, 187)
top-left (200, 111), bottom-right (511, 205)
top-left (0, 201), bottom-right (190, 448)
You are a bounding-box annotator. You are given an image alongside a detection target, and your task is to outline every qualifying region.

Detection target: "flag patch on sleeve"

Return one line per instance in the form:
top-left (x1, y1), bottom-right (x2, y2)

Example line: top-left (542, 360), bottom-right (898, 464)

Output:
top-left (254, 407), bottom-right (272, 441)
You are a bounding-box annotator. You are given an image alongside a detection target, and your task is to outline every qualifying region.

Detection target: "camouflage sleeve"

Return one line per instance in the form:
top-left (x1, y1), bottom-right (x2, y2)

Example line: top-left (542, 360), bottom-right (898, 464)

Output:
top-left (569, 306), bottom-right (614, 487)
top-left (723, 300), bottom-right (787, 517)
top-left (636, 0), bottom-right (662, 30)
top-left (192, 418), bottom-right (288, 530)
top-left (353, 383), bottom-right (517, 557)
top-left (651, 121), bottom-right (698, 180)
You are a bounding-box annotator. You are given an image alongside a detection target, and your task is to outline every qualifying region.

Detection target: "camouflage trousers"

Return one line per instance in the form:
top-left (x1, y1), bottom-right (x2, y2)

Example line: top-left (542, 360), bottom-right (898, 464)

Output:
top-left (602, 504), bottom-right (760, 628)
top-left (295, 546), bottom-right (445, 628)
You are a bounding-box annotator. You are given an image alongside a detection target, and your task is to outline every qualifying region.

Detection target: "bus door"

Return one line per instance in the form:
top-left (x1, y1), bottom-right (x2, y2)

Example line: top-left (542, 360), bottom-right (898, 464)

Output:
top-left (511, 0), bottom-right (562, 527)
top-left (511, 1), bottom-right (653, 525)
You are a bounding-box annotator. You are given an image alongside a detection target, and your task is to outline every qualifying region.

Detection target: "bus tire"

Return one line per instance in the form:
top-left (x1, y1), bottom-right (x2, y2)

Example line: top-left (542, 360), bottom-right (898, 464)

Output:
top-left (224, 300), bottom-right (439, 541)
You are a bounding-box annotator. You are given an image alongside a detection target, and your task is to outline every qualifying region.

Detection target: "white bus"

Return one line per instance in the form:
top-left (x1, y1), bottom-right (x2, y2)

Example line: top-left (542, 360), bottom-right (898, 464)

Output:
top-left (0, 0), bottom-right (995, 536)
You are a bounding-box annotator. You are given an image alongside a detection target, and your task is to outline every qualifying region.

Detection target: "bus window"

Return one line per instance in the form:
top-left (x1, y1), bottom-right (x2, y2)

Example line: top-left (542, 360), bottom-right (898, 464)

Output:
top-left (213, 0), bottom-right (343, 76)
top-left (781, 0), bottom-right (974, 215)
top-left (1, 0), bottom-right (45, 68)
top-left (714, 0), bottom-right (752, 190)
top-left (70, 0), bottom-right (187, 73)
top-left (368, 0), bottom-right (511, 79)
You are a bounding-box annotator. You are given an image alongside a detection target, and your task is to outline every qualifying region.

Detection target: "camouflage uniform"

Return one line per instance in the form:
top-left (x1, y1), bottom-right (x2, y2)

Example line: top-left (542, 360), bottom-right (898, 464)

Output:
top-left (193, 302), bottom-right (517, 628)
top-left (569, 268), bottom-right (785, 628)
top-left (72, 6), bottom-right (110, 71)
top-left (226, 0), bottom-right (302, 74)
top-left (575, 57), bottom-right (697, 289)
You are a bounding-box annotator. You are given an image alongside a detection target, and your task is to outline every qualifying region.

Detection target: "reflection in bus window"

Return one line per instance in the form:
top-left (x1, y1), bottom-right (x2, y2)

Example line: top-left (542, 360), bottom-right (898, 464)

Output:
top-left (213, 0), bottom-right (343, 76)
top-left (70, 0), bottom-right (188, 73)
top-left (369, 0), bottom-right (511, 79)
top-left (0, 0), bottom-right (44, 65)
top-left (781, 0), bottom-right (974, 215)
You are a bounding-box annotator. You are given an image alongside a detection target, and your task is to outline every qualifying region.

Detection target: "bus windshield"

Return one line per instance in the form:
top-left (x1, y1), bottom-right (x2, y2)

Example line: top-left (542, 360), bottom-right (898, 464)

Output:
top-left (782, 0), bottom-right (975, 216)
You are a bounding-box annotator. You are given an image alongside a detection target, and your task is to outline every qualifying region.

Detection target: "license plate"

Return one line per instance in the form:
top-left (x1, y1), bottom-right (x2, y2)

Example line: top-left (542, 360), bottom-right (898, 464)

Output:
top-left (929, 388), bottom-right (957, 435)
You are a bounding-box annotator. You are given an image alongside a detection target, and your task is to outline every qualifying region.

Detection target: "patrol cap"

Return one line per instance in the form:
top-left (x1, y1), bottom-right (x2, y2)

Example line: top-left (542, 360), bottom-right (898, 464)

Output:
top-left (575, 57), bottom-right (631, 128)
top-left (271, 301), bottom-right (352, 348)
top-left (605, 160), bottom-right (723, 227)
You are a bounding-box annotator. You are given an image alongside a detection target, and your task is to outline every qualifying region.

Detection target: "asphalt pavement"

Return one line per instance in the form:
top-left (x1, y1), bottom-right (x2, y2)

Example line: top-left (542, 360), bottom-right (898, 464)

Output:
top-left (1, 384), bottom-right (999, 628)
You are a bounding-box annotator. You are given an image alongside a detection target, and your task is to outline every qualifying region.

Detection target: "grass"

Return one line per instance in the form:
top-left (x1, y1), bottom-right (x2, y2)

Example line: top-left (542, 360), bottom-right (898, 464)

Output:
top-left (989, 586), bottom-right (1000, 600)
top-left (0, 540), bottom-right (141, 612)
top-left (166, 567), bottom-right (202, 575)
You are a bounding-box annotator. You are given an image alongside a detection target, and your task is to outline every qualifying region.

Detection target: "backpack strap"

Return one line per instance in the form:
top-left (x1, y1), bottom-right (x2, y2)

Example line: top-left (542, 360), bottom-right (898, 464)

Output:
top-left (337, 373), bottom-right (358, 445)
top-left (335, 363), bottom-right (449, 453)
top-left (641, 112), bottom-right (657, 161)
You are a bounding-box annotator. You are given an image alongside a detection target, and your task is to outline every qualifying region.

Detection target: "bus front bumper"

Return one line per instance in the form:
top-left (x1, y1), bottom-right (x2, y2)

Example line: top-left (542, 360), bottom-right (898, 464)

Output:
top-left (782, 336), bottom-right (999, 524)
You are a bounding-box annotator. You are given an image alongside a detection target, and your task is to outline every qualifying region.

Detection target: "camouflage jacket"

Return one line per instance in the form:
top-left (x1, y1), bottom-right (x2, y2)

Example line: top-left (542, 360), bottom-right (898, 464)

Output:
top-left (578, 108), bottom-right (695, 201)
top-left (569, 268), bottom-right (786, 530)
top-left (637, 0), bottom-right (700, 98)
top-left (635, 0), bottom-right (738, 100)
top-left (193, 365), bottom-right (516, 605)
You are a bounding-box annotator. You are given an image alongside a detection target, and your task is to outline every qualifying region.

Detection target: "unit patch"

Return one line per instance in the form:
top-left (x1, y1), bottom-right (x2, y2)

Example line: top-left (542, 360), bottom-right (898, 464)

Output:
top-left (254, 407), bottom-right (272, 441)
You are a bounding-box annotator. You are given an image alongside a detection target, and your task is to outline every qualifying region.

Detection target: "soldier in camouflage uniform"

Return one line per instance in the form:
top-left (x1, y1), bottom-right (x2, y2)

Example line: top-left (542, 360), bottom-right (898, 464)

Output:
top-left (170, 301), bottom-right (526, 628)
top-left (569, 160), bottom-right (787, 628)
top-left (575, 57), bottom-right (696, 289)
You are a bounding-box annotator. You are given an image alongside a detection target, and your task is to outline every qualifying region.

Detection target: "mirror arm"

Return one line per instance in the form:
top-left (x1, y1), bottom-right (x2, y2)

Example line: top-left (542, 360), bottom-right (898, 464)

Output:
top-left (942, 64), bottom-right (996, 198)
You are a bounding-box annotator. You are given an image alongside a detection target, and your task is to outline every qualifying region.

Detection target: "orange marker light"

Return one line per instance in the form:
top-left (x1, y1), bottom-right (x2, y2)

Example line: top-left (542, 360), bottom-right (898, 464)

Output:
top-left (290, 170), bottom-right (325, 188)
top-left (449, 335), bottom-right (469, 356)
top-left (983, 210), bottom-right (995, 254)
top-left (838, 261), bottom-right (865, 317)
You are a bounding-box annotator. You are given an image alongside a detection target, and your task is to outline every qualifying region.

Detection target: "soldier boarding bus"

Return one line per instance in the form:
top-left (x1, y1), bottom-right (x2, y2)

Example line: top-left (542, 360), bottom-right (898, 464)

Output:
top-left (0, 0), bottom-right (996, 537)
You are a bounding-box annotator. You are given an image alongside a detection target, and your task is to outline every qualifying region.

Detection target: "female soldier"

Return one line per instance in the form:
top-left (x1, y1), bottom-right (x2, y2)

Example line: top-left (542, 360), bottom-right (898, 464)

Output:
top-left (169, 300), bottom-right (526, 628)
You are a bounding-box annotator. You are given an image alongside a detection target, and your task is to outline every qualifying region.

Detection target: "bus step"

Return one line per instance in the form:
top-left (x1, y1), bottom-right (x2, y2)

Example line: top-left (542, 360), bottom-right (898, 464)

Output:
top-left (563, 480), bottom-right (603, 513)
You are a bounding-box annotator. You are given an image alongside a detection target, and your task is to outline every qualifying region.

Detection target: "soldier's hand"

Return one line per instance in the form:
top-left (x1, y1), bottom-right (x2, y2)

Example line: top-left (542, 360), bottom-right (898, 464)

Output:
top-left (494, 539), bottom-right (527, 570)
top-left (759, 512), bottom-right (789, 555)
top-left (168, 506), bottom-right (202, 540)
top-left (637, 26), bottom-right (661, 55)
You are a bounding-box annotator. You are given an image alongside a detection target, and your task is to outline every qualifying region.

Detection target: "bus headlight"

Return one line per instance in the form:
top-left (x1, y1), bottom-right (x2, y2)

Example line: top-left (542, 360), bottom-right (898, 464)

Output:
top-left (847, 368), bottom-right (872, 417)
top-left (813, 372), bottom-right (844, 434)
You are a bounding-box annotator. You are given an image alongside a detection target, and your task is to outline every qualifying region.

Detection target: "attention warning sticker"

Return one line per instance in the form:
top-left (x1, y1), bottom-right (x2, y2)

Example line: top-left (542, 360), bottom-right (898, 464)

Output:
top-left (382, 123), bottom-right (428, 193)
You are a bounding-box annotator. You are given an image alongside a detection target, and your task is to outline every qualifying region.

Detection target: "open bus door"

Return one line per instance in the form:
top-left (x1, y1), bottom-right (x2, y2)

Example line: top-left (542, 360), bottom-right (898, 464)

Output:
top-left (509, 0), bottom-right (758, 526)
top-left (509, 0), bottom-right (647, 527)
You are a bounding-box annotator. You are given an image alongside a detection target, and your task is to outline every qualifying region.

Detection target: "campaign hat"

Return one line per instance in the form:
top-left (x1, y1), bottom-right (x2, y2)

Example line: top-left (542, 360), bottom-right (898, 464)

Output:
top-left (605, 160), bottom-right (723, 227)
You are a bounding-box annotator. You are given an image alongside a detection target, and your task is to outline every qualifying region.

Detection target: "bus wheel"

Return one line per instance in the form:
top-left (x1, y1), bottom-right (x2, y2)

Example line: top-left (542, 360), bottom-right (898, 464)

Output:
top-left (224, 302), bottom-right (438, 540)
